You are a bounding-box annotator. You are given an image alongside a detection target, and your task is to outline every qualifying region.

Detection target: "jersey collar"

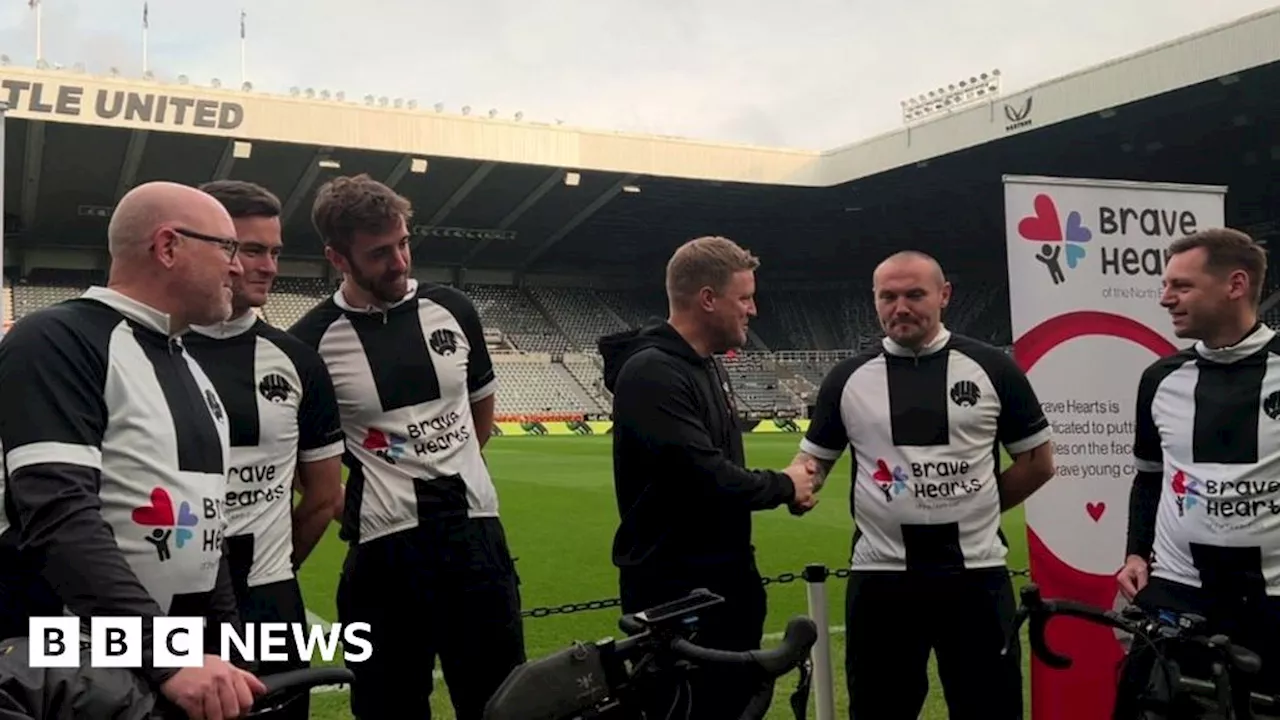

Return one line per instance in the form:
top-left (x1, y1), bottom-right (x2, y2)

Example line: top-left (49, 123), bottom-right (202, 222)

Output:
top-left (333, 278), bottom-right (419, 314)
top-left (82, 286), bottom-right (180, 337)
top-left (1194, 323), bottom-right (1274, 364)
top-left (188, 309), bottom-right (259, 339)
top-left (882, 325), bottom-right (951, 358)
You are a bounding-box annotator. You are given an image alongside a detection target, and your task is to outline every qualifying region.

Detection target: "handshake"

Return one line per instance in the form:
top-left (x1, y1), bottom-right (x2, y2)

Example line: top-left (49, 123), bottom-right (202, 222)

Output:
top-left (782, 458), bottom-right (822, 515)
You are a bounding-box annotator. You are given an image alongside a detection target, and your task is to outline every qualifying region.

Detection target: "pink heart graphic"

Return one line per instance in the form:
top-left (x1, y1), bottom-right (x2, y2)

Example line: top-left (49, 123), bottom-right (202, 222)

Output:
top-left (1018, 194), bottom-right (1064, 243)
top-left (1086, 502), bottom-right (1106, 522)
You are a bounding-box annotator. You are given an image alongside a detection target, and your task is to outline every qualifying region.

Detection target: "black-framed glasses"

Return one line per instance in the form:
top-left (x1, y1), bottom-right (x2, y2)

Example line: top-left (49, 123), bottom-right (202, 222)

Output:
top-left (174, 227), bottom-right (240, 261)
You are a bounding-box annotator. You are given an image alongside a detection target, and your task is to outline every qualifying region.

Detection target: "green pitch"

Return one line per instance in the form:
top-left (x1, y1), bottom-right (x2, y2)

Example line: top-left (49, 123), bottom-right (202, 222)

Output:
top-left (297, 436), bottom-right (1034, 719)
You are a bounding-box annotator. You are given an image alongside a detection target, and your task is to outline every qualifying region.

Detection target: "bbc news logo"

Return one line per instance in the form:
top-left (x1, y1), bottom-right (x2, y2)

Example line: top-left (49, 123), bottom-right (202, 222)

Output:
top-left (28, 617), bottom-right (373, 668)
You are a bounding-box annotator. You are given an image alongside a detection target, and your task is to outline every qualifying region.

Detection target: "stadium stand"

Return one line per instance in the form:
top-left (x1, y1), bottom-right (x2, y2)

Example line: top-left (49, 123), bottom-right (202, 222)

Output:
top-left (2, 7), bottom-right (1278, 424)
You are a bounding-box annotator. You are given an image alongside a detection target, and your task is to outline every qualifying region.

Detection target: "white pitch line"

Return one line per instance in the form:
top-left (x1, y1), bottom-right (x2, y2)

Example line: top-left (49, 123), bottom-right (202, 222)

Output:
top-left (305, 619), bottom-right (847, 696)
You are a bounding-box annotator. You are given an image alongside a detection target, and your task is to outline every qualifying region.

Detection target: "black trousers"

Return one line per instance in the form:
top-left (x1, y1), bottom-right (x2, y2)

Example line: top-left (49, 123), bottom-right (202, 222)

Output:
top-left (235, 577), bottom-right (309, 720)
top-left (618, 558), bottom-right (772, 720)
top-left (336, 517), bottom-right (526, 720)
top-left (845, 568), bottom-right (1022, 720)
top-left (1121, 576), bottom-right (1280, 718)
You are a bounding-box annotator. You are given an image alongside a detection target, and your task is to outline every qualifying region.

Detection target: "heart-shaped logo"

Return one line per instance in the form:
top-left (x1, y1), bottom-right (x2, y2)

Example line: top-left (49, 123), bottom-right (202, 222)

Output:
top-left (175, 528), bottom-right (194, 549)
top-left (1086, 501), bottom-right (1106, 522)
top-left (1065, 243), bottom-right (1087, 269)
top-left (1065, 210), bottom-right (1092, 243)
top-left (178, 501), bottom-right (200, 527)
top-left (1018, 194), bottom-right (1063, 243)
top-left (872, 459), bottom-right (892, 486)
top-left (132, 488), bottom-right (175, 526)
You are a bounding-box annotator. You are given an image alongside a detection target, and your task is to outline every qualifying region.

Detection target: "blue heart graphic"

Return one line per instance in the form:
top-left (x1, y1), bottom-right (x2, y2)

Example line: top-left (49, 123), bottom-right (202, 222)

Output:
top-left (177, 501), bottom-right (199, 527)
top-left (1066, 211), bottom-right (1092, 243)
top-left (1065, 243), bottom-right (1087, 269)
top-left (175, 528), bottom-right (194, 549)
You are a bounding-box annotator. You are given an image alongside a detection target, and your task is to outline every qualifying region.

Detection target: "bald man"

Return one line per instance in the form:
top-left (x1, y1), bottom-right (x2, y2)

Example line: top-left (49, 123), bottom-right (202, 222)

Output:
top-left (793, 251), bottom-right (1055, 719)
top-left (0, 181), bottom-right (268, 720)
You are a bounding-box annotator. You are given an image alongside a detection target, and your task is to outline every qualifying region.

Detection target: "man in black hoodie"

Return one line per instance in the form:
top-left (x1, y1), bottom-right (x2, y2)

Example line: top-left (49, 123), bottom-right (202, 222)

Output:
top-left (598, 235), bottom-right (818, 719)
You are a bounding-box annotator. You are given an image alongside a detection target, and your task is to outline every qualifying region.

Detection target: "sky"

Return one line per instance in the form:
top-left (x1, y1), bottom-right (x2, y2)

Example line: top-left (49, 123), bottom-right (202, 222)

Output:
top-left (1, 0), bottom-right (1278, 150)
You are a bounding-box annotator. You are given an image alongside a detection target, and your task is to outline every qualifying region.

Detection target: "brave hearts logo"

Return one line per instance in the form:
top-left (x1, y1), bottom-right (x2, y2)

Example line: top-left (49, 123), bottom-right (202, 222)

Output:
top-left (1019, 193), bottom-right (1093, 270)
top-left (872, 459), bottom-right (908, 501)
top-left (131, 487), bottom-right (199, 548)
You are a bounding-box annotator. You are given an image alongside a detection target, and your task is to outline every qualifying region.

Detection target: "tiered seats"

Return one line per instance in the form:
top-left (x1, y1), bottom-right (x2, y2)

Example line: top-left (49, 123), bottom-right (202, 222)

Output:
top-left (3, 285), bottom-right (13, 326)
top-left (594, 289), bottom-right (663, 328)
top-left (561, 353), bottom-right (611, 412)
top-left (13, 281), bottom-right (88, 318)
top-left (721, 353), bottom-right (797, 412)
top-left (491, 356), bottom-right (605, 416)
top-left (527, 286), bottom-right (630, 352)
top-left (263, 277), bottom-right (330, 328)
top-left (466, 285), bottom-right (569, 354)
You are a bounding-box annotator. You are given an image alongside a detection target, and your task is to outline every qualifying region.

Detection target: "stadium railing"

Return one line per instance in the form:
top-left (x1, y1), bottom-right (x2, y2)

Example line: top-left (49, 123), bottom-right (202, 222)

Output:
top-left (512, 562), bottom-right (1032, 720)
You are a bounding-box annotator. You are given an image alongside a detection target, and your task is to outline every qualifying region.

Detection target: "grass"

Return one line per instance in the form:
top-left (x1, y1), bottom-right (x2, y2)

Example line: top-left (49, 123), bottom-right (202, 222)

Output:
top-left (298, 434), bottom-right (1033, 719)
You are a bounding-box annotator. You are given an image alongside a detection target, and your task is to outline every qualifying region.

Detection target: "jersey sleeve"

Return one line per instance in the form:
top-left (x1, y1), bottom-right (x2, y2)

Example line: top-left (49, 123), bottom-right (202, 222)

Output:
top-left (453, 290), bottom-right (497, 401)
top-left (0, 310), bottom-right (177, 689)
top-left (1133, 364), bottom-right (1164, 473)
top-left (799, 358), bottom-right (858, 462)
top-left (295, 346), bottom-right (345, 464)
top-left (991, 353), bottom-right (1052, 455)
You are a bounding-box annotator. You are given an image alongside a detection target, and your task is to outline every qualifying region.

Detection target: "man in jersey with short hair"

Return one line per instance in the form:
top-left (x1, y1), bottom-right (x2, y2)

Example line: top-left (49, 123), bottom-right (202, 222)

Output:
top-left (289, 174), bottom-right (524, 720)
top-left (793, 250), bottom-right (1056, 720)
top-left (182, 179), bottom-right (346, 720)
top-left (1118, 228), bottom-right (1280, 712)
top-left (0, 181), bottom-right (267, 720)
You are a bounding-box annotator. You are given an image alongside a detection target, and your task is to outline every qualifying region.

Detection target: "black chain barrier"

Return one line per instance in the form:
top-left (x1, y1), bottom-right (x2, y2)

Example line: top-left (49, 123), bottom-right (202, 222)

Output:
top-left (518, 565), bottom-right (1031, 619)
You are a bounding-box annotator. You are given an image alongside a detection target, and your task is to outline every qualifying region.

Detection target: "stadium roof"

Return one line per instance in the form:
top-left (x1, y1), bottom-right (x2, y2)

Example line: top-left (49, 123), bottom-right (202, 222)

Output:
top-left (3, 5), bottom-right (1279, 281)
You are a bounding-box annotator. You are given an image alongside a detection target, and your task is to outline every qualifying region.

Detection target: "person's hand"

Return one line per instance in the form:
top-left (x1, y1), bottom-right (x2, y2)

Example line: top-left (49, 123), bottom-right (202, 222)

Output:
top-left (784, 460), bottom-right (819, 514)
top-left (1116, 554), bottom-right (1149, 601)
top-left (160, 654), bottom-right (267, 720)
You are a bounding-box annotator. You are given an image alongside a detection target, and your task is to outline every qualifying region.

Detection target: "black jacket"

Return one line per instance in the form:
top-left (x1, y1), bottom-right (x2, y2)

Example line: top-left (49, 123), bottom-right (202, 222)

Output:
top-left (599, 321), bottom-right (795, 576)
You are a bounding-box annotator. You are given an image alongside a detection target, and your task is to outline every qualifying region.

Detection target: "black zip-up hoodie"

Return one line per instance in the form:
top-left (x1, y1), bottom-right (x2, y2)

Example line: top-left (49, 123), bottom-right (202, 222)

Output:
top-left (598, 320), bottom-right (796, 575)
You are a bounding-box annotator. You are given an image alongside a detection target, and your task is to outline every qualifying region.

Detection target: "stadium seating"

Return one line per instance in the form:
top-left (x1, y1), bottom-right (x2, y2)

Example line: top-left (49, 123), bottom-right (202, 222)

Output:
top-left (262, 277), bottom-right (331, 328)
top-left (0, 267), bottom-right (1154, 419)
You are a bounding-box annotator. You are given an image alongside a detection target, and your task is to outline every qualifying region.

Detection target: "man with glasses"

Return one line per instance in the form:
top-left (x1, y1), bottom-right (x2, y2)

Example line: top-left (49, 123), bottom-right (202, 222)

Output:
top-left (182, 180), bottom-right (346, 720)
top-left (0, 181), bottom-right (268, 720)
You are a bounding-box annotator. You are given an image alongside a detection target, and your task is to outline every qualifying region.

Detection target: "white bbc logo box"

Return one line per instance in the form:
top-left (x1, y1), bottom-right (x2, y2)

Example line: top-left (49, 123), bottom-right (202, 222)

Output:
top-left (28, 617), bottom-right (206, 668)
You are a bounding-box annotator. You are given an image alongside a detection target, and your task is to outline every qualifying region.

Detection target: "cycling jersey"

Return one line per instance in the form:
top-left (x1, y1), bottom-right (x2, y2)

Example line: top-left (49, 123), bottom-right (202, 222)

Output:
top-left (184, 311), bottom-right (345, 589)
top-left (1134, 323), bottom-right (1280, 596)
top-left (801, 327), bottom-right (1051, 572)
top-left (288, 279), bottom-right (497, 544)
top-left (0, 287), bottom-right (235, 687)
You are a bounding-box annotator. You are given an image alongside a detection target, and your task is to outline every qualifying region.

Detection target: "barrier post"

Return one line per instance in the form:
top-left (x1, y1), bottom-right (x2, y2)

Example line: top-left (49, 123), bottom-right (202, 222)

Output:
top-left (803, 563), bottom-right (834, 720)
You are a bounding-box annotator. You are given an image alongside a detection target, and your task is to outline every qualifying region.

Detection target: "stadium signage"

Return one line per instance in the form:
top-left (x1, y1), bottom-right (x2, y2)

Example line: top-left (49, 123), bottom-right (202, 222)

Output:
top-left (1003, 96), bottom-right (1033, 132)
top-left (0, 79), bottom-right (244, 130)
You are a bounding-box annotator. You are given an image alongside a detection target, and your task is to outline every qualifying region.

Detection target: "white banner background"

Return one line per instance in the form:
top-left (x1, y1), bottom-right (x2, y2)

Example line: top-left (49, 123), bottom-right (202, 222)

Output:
top-left (1005, 175), bottom-right (1225, 576)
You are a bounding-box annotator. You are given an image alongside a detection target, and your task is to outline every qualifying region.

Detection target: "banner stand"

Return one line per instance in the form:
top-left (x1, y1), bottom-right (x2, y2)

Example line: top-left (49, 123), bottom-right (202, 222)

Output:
top-left (1003, 174), bottom-right (1226, 720)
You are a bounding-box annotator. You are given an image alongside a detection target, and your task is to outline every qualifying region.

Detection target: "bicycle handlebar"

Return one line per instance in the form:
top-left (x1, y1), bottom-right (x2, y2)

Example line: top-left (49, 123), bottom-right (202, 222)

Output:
top-left (1006, 583), bottom-right (1278, 719)
top-left (482, 589), bottom-right (819, 720)
top-left (1007, 584), bottom-right (1263, 675)
top-left (242, 667), bottom-right (354, 718)
top-left (616, 613), bottom-right (818, 678)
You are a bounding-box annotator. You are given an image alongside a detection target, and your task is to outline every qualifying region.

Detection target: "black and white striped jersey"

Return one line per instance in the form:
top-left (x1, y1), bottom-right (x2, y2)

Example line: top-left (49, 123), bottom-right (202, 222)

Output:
top-left (800, 327), bottom-right (1052, 572)
top-left (184, 311), bottom-right (345, 590)
top-left (1134, 323), bottom-right (1280, 596)
top-left (289, 279), bottom-right (498, 545)
top-left (0, 287), bottom-right (234, 642)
